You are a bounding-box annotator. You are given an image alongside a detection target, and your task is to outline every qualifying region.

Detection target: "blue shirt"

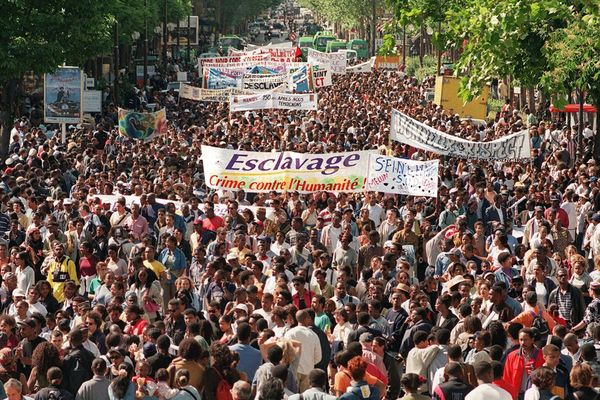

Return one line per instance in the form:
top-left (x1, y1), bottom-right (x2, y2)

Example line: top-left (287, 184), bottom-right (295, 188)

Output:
top-left (158, 247), bottom-right (188, 283)
top-left (229, 343), bottom-right (262, 382)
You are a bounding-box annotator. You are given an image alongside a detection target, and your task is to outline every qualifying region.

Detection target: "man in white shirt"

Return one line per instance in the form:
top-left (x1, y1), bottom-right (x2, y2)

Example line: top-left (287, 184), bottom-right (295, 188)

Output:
top-left (465, 360), bottom-right (511, 400)
top-left (362, 194), bottom-right (384, 228)
top-left (284, 309), bottom-right (322, 392)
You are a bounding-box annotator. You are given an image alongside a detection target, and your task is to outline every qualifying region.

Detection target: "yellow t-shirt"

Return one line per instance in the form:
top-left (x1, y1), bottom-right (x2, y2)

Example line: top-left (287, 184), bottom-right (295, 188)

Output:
top-left (144, 260), bottom-right (165, 277)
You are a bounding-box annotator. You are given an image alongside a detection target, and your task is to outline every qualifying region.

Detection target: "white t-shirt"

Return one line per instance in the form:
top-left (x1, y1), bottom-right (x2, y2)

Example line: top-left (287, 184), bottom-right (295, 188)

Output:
top-left (465, 383), bottom-right (512, 400)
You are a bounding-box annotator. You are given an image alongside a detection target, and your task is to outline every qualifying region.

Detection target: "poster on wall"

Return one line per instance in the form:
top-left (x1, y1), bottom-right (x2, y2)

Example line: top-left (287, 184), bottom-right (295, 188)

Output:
top-left (44, 66), bottom-right (83, 124)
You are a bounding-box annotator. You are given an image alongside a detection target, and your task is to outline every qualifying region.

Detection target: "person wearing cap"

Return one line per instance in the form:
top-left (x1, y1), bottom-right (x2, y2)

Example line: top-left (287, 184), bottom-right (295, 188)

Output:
top-left (46, 241), bottom-right (79, 303)
top-left (15, 318), bottom-right (44, 376)
top-left (543, 195), bottom-right (569, 231)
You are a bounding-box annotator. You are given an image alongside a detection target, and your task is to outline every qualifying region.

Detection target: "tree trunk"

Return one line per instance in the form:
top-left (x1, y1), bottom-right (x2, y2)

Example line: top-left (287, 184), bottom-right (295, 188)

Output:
top-left (577, 88), bottom-right (584, 161)
top-left (419, 23), bottom-right (424, 67)
top-left (594, 100), bottom-right (600, 162)
top-left (526, 86), bottom-right (536, 114)
top-left (0, 79), bottom-right (20, 159)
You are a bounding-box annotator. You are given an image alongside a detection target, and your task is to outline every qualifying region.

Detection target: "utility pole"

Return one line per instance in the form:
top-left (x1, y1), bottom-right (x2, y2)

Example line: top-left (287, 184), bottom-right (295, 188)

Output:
top-left (114, 21), bottom-right (119, 105)
top-left (143, 0), bottom-right (148, 87)
top-left (163, 0), bottom-right (168, 70)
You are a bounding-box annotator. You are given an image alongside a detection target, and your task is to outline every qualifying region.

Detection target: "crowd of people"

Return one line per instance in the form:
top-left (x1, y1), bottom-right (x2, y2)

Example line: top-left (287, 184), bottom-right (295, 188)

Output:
top-left (2, 59), bottom-right (600, 400)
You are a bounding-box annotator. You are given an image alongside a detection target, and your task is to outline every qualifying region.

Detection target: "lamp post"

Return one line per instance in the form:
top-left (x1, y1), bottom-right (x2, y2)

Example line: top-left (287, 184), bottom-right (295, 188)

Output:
top-left (114, 21), bottom-right (119, 105)
top-left (187, 14), bottom-right (191, 65)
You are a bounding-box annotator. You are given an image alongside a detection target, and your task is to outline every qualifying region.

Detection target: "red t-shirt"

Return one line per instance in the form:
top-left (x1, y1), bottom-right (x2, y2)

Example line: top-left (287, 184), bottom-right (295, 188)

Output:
top-left (202, 216), bottom-right (224, 232)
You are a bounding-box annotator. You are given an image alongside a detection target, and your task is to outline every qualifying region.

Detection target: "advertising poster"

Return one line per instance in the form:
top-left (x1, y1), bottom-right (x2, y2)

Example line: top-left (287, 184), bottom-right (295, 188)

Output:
top-left (44, 67), bottom-right (83, 124)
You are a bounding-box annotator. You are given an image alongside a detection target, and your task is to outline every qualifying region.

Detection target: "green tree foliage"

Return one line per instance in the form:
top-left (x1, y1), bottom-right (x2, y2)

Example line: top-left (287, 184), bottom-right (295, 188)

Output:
top-left (377, 34), bottom-right (398, 55)
top-left (444, 0), bottom-right (573, 100)
top-left (210, 0), bottom-right (283, 33)
top-left (298, 0), bottom-right (378, 31)
top-left (0, 0), bottom-right (192, 156)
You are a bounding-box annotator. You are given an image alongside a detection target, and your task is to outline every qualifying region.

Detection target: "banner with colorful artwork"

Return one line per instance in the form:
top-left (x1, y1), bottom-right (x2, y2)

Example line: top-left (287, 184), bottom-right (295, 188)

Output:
top-left (203, 68), bottom-right (241, 89)
top-left (390, 109), bottom-right (531, 161)
top-left (289, 65), bottom-right (313, 93)
top-left (201, 145), bottom-right (372, 193)
top-left (118, 108), bottom-right (167, 141)
top-left (366, 155), bottom-right (439, 197)
top-left (44, 67), bottom-right (83, 123)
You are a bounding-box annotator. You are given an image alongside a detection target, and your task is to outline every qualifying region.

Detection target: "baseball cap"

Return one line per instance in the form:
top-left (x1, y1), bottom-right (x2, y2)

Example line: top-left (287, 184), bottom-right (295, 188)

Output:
top-left (234, 304), bottom-right (248, 313)
top-left (12, 289), bottom-right (26, 298)
top-left (592, 214), bottom-right (600, 223)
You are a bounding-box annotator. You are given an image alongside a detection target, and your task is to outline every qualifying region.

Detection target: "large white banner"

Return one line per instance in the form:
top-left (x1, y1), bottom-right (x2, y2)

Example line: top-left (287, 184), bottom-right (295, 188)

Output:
top-left (390, 110), bottom-right (531, 161)
top-left (312, 66), bottom-right (332, 88)
top-left (366, 155), bottom-right (439, 197)
top-left (180, 84), bottom-right (252, 102)
top-left (202, 146), bottom-right (372, 193)
top-left (230, 92), bottom-right (317, 112)
top-left (307, 49), bottom-right (346, 75)
top-left (242, 73), bottom-right (290, 92)
top-left (347, 59), bottom-right (374, 73)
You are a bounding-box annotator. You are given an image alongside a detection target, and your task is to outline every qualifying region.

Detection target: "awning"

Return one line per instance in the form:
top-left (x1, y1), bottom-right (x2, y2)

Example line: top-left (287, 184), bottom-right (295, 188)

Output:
top-left (549, 104), bottom-right (597, 113)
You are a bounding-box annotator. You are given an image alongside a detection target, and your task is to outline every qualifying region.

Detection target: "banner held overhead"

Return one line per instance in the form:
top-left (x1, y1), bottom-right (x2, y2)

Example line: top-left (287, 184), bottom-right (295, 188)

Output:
top-left (390, 109), bottom-right (531, 161)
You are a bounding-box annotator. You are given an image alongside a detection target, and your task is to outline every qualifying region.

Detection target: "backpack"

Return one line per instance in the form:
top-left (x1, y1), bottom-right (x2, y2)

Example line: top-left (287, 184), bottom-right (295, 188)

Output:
top-left (530, 310), bottom-right (550, 337)
top-left (214, 368), bottom-right (233, 400)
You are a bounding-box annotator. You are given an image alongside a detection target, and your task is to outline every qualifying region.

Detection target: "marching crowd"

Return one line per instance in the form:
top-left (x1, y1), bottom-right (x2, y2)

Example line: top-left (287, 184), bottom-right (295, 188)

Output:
top-left (2, 64), bottom-right (600, 400)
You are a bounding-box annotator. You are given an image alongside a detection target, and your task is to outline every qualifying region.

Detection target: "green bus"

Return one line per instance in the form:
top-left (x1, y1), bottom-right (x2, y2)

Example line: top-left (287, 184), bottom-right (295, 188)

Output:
top-left (348, 39), bottom-right (369, 59)
top-left (325, 40), bottom-right (348, 53)
top-left (313, 31), bottom-right (336, 52)
top-left (217, 35), bottom-right (245, 54)
top-left (298, 36), bottom-right (314, 58)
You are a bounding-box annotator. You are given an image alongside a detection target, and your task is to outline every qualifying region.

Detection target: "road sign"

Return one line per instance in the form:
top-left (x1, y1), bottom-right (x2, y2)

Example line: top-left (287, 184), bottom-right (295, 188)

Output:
top-left (289, 32), bottom-right (297, 41)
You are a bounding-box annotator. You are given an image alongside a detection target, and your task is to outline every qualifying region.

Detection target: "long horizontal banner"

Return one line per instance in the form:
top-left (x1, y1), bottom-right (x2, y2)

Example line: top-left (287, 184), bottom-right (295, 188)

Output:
top-left (366, 156), bottom-right (439, 197)
top-left (347, 59), bottom-right (374, 73)
top-left (307, 49), bottom-right (346, 75)
top-left (180, 84), bottom-right (253, 102)
top-left (202, 145), bottom-right (372, 193)
top-left (118, 108), bottom-right (167, 141)
top-left (199, 53), bottom-right (269, 67)
top-left (390, 110), bottom-right (531, 161)
top-left (230, 46), bottom-right (300, 62)
top-left (242, 73), bottom-right (290, 92)
top-left (230, 92), bottom-right (317, 112)
top-left (87, 194), bottom-right (275, 219)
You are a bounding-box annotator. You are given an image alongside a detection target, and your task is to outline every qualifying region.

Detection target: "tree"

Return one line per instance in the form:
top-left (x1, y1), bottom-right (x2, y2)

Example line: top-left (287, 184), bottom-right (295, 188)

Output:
top-left (0, 0), bottom-right (117, 157)
top-left (444, 0), bottom-right (572, 107)
top-left (540, 8), bottom-right (600, 158)
top-left (0, 0), bottom-right (193, 157)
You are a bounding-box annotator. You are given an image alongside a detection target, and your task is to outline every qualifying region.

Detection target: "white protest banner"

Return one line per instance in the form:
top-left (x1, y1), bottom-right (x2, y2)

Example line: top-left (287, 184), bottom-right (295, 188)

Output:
top-left (242, 73), bottom-right (290, 92)
top-left (87, 194), bottom-right (275, 219)
top-left (83, 90), bottom-right (102, 113)
top-left (230, 92), bottom-right (317, 112)
top-left (307, 49), bottom-right (346, 75)
top-left (199, 53), bottom-right (269, 67)
top-left (201, 145), bottom-right (372, 193)
top-left (180, 84), bottom-right (252, 102)
top-left (347, 59), bottom-right (373, 73)
top-left (366, 155), bottom-right (439, 197)
top-left (311, 66), bottom-right (332, 88)
top-left (390, 109), bottom-right (531, 161)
